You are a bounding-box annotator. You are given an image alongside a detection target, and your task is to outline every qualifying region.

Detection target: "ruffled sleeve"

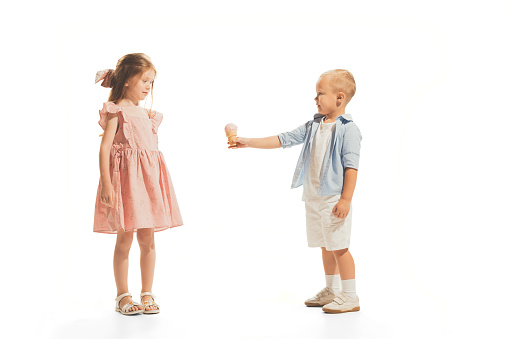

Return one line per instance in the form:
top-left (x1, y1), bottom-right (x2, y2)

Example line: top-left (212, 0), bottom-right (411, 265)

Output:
top-left (98, 102), bottom-right (128, 130)
top-left (150, 110), bottom-right (163, 134)
top-left (98, 102), bottom-right (133, 145)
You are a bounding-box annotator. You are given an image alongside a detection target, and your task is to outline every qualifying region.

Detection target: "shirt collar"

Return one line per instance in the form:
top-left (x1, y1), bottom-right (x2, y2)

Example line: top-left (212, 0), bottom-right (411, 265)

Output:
top-left (313, 113), bottom-right (353, 122)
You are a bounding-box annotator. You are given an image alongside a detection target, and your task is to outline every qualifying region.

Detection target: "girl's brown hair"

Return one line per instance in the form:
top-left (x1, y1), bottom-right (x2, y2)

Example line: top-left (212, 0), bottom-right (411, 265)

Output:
top-left (108, 53), bottom-right (156, 107)
top-left (99, 53), bottom-right (156, 137)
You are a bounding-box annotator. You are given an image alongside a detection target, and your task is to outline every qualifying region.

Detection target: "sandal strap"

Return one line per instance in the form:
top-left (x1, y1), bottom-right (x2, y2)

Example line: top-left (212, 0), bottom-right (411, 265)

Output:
top-left (142, 300), bottom-right (159, 307)
top-left (115, 292), bottom-right (132, 305)
top-left (121, 301), bottom-right (142, 312)
top-left (140, 292), bottom-right (156, 298)
top-left (121, 302), bottom-right (136, 313)
top-left (140, 292), bottom-right (159, 309)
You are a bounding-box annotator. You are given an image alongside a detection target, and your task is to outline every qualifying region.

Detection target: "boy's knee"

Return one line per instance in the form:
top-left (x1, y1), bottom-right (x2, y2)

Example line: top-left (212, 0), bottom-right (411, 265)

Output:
top-left (333, 248), bottom-right (349, 256)
top-left (322, 247), bottom-right (349, 255)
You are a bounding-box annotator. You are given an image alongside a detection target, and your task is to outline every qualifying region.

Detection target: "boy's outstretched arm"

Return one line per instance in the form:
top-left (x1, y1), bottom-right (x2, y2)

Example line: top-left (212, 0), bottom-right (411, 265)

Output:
top-left (228, 136), bottom-right (282, 149)
top-left (228, 122), bottom-right (307, 150)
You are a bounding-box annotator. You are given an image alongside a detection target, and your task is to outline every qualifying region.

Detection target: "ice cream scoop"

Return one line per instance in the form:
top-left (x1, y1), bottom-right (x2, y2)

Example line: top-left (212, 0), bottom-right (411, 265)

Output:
top-left (225, 123), bottom-right (238, 146)
top-left (225, 123), bottom-right (237, 131)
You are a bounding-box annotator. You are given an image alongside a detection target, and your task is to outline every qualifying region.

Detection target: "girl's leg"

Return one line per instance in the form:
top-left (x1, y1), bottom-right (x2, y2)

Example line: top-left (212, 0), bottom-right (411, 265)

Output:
top-left (137, 228), bottom-right (158, 311)
top-left (332, 248), bottom-right (355, 279)
top-left (113, 229), bottom-right (141, 311)
top-left (321, 247), bottom-right (339, 275)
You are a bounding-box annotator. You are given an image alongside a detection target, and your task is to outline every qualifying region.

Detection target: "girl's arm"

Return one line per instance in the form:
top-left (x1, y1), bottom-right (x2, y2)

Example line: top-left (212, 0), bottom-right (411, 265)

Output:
top-left (99, 114), bottom-right (119, 186)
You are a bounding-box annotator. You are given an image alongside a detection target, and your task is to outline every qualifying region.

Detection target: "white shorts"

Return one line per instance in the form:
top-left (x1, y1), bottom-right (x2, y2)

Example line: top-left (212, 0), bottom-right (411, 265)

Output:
top-left (305, 195), bottom-right (353, 251)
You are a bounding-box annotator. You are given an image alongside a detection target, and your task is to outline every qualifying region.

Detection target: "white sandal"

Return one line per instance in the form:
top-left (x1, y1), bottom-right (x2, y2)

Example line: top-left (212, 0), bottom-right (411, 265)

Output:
top-left (115, 292), bottom-right (144, 315)
top-left (140, 292), bottom-right (160, 314)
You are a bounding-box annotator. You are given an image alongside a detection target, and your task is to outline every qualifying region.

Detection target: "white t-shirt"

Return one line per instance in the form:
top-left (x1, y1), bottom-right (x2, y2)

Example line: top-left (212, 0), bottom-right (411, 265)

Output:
top-left (302, 118), bottom-right (338, 201)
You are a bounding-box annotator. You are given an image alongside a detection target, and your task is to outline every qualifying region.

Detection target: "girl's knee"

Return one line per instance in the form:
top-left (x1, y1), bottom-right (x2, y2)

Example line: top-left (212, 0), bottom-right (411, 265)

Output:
top-left (116, 230), bottom-right (133, 243)
top-left (137, 229), bottom-right (154, 249)
top-left (115, 231), bottom-right (133, 251)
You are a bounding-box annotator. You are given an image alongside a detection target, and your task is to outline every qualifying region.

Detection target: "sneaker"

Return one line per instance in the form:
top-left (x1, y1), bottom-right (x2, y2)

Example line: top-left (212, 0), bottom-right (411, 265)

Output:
top-left (322, 291), bottom-right (360, 313)
top-left (304, 287), bottom-right (337, 307)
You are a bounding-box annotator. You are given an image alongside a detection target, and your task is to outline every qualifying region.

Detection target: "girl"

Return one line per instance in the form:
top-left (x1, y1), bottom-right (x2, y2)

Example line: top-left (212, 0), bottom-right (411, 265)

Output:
top-left (93, 53), bottom-right (183, 315)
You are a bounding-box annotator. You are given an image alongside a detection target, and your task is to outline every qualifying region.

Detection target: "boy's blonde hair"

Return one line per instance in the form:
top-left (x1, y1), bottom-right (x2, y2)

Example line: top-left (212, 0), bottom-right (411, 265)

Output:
top-left (320, 69), bottom-right (356, 103)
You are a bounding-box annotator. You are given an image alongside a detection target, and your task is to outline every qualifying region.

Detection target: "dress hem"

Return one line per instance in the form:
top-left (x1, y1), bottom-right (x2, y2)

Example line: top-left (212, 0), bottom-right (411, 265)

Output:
top-left (93, 223), bottom-right (183, 234)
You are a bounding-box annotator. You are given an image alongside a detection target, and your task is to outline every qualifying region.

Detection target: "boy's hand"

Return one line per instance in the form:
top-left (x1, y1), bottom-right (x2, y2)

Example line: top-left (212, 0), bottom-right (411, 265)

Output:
top-left (228, 137), bottom-right (249, 149)
top-left (332, 199), bottom-right (350, 219)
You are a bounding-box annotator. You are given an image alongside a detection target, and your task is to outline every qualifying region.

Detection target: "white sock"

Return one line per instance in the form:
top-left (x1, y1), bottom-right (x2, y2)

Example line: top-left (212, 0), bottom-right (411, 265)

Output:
top-left (341, 279), bottom-right (357, 298)
top-left (325, 274), bottom-right (341, 295)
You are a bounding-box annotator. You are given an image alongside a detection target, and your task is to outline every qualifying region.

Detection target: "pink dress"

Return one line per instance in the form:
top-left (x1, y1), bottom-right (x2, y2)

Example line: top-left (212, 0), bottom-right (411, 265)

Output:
top-left (93, 102), bottom-right (183, 233)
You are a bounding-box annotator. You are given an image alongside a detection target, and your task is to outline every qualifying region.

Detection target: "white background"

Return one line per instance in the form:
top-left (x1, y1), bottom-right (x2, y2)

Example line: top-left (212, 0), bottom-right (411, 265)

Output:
top-left (1, 0), bottom-right (508, 338)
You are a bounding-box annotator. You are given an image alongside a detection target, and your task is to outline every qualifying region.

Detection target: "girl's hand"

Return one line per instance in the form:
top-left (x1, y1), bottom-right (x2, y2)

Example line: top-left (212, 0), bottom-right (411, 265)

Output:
top-left (100, 182), bottom-right (115, 208)
top-left (332, 199), bottom-right (350, 219)
top-left (228, 137), bottom-right (249, 149)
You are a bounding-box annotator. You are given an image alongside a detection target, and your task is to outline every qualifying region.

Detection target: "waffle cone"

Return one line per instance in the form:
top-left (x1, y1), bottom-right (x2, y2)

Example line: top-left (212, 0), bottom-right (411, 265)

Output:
top-left (226, 130), bottom-right (237, 146)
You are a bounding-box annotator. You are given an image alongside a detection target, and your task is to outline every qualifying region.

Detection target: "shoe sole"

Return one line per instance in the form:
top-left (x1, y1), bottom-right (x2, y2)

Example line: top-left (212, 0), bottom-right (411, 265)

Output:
top-left (305, 301), bottom-right (330, 307)
top-left (322, 306), bottom-right (360, 314)
top-left (143, 310), bottom-right (160, 314)
top-left (115, 308), bottom-right (144, 315)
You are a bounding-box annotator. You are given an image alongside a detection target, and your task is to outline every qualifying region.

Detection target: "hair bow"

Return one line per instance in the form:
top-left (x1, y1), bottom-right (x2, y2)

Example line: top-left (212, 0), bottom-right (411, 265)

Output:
top-left (95, 69), bottom-right (114, 88)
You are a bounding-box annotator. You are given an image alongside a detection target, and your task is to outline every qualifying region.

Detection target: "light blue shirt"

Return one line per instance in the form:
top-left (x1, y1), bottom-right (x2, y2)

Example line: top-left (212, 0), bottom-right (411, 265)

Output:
top-left (277, 113), bottom-right (362, 196)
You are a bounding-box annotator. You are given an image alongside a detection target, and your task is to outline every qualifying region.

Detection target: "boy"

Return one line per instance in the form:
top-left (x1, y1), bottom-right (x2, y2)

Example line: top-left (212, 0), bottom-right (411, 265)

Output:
top-left (229, 69), bottom-right (362, 313)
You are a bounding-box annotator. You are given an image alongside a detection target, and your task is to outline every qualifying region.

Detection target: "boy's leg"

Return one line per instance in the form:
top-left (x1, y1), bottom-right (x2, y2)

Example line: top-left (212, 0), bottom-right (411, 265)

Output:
top-left (332, 248), bottom-right (357, 298)
top-left (321, 247), bottom-right (341, 295)
top-left (333, 248), bottom-right (356, 296)
top-left (321, 247), bottom-right (339, 275)
top-left (327, 199), bottom-right (356, 297)
top-left (332, 248), bottom-right (355, 280)
top-left (114, 229), bottom-right (141, 311)
top-left (304, 201), bottom-right (338, 306)
top-left (322, 248), bottom-right (359, 313)
top-left (321, 200), bottom-right (359, 312)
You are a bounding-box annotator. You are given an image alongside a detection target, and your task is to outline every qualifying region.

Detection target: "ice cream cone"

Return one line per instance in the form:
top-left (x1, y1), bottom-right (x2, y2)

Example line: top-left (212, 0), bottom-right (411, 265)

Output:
top-left (225, 123), bottom-right (238, 147)
top-left (226, 129), bottom-right (237, 146)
